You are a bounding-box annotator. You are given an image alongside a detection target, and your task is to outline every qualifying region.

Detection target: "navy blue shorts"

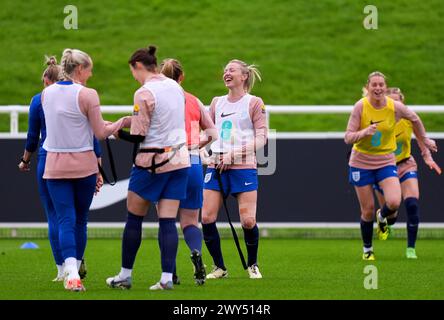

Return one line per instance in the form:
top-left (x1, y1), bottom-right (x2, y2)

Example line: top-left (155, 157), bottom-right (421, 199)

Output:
top-left (374, 170), bottom-right (418, 194)
top-left (349, 165), bottom-right (398, 187)
top-left (204, 168), bottom-right (258, 196)
top-left (179, 155), bottom-right (203, 210)
top-left (128, 166), bottom-right (189, 202)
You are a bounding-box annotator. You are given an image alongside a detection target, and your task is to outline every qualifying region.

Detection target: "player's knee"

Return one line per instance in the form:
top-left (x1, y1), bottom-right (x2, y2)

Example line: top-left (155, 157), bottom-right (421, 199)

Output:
top-left (360, 204), bottom-right (374, 218)
top-left (385, 199), bottom-right (401, 211)
top-left (241, 217), bottom-right (256, 229)
top-left (201, 213), bottom-right (217, 225)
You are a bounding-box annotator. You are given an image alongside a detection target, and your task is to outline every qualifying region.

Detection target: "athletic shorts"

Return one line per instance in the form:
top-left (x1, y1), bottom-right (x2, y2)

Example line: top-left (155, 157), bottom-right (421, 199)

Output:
top-left (128, 166), bottom-right (189, 202)
top-left (179, 155), bottom-right (203, 210)
top-left (373, 170), bottom-right (418, 194)
top-left (349, 165), bottom-right (398, 187)
top-left (204, 168), bottom-right (258, 196)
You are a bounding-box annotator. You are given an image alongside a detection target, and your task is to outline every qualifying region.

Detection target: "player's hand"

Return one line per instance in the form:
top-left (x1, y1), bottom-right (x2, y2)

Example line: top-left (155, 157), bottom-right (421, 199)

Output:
top-left (18, 161), bottom-right (30, 172)
top-left (425, 159), bottom-right (442, 175)
top-left (425, 138), bottom-right (438, 153)
top-left (95, 174), bottom-right (104, 195)
top-left (365, 124), bottom-right (378, 136)
top-left (216, 152), bottom-right (232, 173)
top-left (199, 148), bottom-right (212, 165)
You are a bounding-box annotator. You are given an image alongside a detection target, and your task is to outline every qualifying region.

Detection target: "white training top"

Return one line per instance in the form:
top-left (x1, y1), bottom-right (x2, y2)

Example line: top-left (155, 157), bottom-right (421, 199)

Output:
top-left (140, 78), bottom-right (186, 148)
top-left (42, 82), bottom-right (94, 153)
top-left (211, 94), bottom-right (255, 153)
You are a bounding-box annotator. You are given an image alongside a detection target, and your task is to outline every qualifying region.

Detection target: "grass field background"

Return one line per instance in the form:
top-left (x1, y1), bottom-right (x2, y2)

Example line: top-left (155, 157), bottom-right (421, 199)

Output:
top-left (1, 238), bottom-right (443, 299)
top-left (1, 0), bottom-right (444, 132)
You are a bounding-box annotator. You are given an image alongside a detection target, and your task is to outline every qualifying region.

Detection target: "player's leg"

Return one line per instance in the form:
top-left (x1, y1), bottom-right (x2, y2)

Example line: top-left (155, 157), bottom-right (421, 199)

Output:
top-left (72, 174), bottom-right (96, 279)
top-left (47, 179), bottom-right (84, 291)
top-left (375, 165), bottom-right (401, 239)
top-left (400, 173), bottom-right (420, 258)
top-left (150, 167), bottom-right (188, 290)
top-left (237, 190), bottom-right (261, 279)
top-left (180, 209), bottom-right (206, 285)
top-left (355, 185), bottom-right (376, 260)
top-left (106, 190), bottom-right (149, 289)
top-left (202, 188), bottom-right (226, 278)
top-left (177, 156), bottom-right (206, 284)
top-left (37, 155), bottom-right (64, 281)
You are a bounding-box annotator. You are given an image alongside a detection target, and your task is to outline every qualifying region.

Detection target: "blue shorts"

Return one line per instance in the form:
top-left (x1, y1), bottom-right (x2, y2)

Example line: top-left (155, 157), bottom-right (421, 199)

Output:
top-left (179, 155), bottom-right (203, 210)
top-left (204, 168), bottom-right (258, 196)
top-left (349, 165), bottom-right (398, 187)
top-left (128, 166), bottom-right (189, 202)
top-left (374, 170), bottom-right (418, 194)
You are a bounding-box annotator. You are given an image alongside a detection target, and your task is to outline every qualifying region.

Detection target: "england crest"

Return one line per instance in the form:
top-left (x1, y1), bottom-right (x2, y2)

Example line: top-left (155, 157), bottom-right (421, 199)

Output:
top-left (352, 171), bottom-right (360, 182)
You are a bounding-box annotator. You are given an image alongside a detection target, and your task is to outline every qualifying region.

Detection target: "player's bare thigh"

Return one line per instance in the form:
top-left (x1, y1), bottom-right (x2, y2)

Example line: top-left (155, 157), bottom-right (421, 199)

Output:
top-left (237, 190), bottom-right (257, 228)
top-left (202, 189), bottom-right (222, 224)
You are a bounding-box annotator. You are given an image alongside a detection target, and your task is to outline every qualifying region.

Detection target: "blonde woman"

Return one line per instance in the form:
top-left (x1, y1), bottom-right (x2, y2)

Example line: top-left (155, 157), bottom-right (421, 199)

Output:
top-left (202, 60), bottom-right (267, 279)
top-left (373, 87), bottom-right (441, 259)
top-left (18, 56), bottom-right (103, 282)
top-left (345, 72), bottom-right (437, 261)
top-left (42, 49), bottom-right (130, 291)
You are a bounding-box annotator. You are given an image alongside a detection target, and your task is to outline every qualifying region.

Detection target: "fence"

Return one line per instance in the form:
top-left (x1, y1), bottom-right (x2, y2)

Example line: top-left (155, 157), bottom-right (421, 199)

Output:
top-left (2, 105), bottom-right (444, 138)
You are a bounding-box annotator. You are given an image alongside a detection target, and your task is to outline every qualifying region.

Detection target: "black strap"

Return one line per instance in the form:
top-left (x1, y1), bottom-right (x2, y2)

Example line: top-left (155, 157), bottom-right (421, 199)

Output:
top-left (215, 169), bottom-right (248, 270)
top-left (98, 138), bottom-right (117, 186)
top-left (134, 143), bottom-right (185, 173)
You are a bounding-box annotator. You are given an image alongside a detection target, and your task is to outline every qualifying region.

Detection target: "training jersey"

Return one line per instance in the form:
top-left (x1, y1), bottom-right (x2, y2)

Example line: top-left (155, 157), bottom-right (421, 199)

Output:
top-left (184, 91), bottom-right (216, 154)
top-left (139, 77), bottom-right (186, 149)
top-left (43, 82), bottom-right (94, 153)
top-left (185, 92), bottom-right (201, 147)
top-left (345, 98), bottom-right (430, 170)
top-left (394, 119), bottom-right (413, 163)
top-left (353, 97), bottom-right (396, 156)
top-left (42, 82), bottom-right (129, 179)
top-left (131, 75), bottom-right (190, 173)
top-left (208, 94), bottom-right (267, 169)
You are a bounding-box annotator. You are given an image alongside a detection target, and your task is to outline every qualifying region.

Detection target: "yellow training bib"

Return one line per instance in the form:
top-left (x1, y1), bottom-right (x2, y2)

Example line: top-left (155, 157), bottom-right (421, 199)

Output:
top-left (353, 97), bottom-right (396, 155)
top-left (394, 119), bottom-right (413, 162)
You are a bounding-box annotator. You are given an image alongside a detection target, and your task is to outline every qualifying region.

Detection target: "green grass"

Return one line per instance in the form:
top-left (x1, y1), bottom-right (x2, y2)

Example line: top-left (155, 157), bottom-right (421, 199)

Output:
top-left (1, 238), bottom-right (443, 299)
top-left (1, 0), bottom-right (444, 132)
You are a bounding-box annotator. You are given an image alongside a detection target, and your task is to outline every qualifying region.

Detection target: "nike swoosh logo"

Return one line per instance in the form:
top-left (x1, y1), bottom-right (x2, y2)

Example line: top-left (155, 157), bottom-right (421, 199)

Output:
top-left (221, 112), bottom-right (236, 118)
top-left (90, 179), bottom-right (129, 210)
top-left (370, 120), bottom-right (384, 125)
top-left (396, 133), bottom-right (402, 138)
top-left (244, 182), bottom-right (253, 186)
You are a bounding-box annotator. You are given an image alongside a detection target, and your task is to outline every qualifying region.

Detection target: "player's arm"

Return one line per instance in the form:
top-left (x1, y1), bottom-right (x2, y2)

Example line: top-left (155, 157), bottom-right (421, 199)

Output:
top-left (117, 88), bottom-right (154, 143)
top-left (198, 98), bottom-right (218, 149)
top-left (416, 136), bottom-right (441, 175)
top-left (82, 88), bottom-right (131, 139)
top-left (344, 101), bottom-right (376, 144)
top-left (19, 95), bottom-right (42, 171)
top-left (395, 101), bottom-right (437, 153)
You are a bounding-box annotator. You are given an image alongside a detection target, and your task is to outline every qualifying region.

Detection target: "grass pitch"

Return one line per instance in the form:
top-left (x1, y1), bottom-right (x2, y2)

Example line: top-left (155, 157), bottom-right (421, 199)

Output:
top-left (1, 238), bottom-right (443, 300)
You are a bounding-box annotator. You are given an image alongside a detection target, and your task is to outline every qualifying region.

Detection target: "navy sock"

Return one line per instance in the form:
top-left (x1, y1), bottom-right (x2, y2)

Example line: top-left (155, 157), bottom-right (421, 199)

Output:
top-left (381, 204), bottom-right (397, 219)
top-left (122, 212), bottom-right (144, 269)
top-left (158, 228), bottom-right (178, 275)
top-left (360, 219), bottom-right (373, 248)
top-left (405, 197), bottom-right (419, 248)
top-left (387, 216), bottom-right (398, 226)
top-left (243, 224), bottom-right (259, 266)
top-left (159, 218), bottom-right (178, 274)
top-left (202, 222), bottom-right (225, 269)
top-left (183, 225), bottom-right (203, 253)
